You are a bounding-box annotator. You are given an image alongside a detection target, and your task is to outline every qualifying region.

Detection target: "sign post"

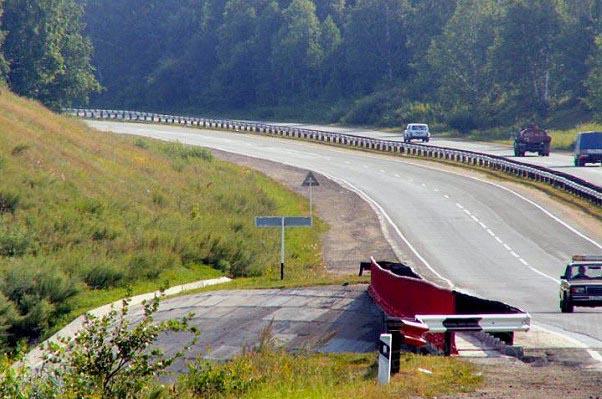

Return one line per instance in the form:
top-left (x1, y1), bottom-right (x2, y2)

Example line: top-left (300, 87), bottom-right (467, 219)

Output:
top-left (255, 216), bottom-right (312, 280)
top-left (301, 172), bottom-right (319, 218)
top-left (378, 333), bottom-right (392, 385)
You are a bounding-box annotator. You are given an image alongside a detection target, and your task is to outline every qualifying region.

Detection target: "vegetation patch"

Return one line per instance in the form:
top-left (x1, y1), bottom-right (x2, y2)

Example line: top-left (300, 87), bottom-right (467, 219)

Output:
top-left (1, 294), bottom-right (481, 398)
top-left (0, 90), bottom-right (324, 349)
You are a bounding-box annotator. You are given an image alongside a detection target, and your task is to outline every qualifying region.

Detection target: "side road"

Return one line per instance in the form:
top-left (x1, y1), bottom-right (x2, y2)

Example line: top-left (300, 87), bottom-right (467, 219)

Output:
top-left (25, 277), bottom-right (231, 369)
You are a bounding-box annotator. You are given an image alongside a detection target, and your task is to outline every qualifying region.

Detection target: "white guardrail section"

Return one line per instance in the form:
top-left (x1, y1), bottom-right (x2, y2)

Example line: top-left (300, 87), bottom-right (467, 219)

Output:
top-left (65, 108), bottom-right (602, 206)
top-left (416, 313), bottom-right (531, 333)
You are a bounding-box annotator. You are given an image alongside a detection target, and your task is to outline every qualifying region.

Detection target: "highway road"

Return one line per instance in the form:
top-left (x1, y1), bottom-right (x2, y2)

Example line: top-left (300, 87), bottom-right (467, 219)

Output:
top-left (90, 120), bottom-right (602, 362)
top-left (268, 122), bottom-right (602, 187)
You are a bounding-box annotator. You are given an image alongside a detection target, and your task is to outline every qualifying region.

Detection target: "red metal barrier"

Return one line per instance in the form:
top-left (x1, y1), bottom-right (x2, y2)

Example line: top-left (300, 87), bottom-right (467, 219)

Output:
top-left (368, 259), bottom-right (455, 317)
top-left (368, 258), bottom-right (456, 353)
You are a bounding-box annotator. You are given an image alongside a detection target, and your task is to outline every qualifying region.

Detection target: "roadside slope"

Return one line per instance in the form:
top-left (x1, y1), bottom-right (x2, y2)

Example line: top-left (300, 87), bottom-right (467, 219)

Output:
top-left (0, 89), bottom-right (323, 348)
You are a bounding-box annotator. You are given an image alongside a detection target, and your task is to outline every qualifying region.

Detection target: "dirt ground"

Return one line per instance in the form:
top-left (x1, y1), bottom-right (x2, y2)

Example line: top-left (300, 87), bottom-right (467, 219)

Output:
top-left (211, 148), bottom-right (602, 399)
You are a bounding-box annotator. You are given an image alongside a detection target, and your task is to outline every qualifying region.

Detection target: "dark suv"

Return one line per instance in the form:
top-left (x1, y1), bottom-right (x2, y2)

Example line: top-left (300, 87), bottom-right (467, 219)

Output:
top-left (574, 131), bottom-right (602, 166)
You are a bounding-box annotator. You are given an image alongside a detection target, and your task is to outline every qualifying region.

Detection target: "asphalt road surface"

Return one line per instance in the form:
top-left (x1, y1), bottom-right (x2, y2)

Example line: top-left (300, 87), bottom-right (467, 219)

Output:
top-left (268, 122), bottom-right (602, 187)
top-left (90, 120), bottom-right (602, 363)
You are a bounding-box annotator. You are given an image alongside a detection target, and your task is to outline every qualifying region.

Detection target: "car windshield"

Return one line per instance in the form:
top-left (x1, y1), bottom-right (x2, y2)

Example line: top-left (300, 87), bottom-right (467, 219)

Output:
top-left (577, 132), bottom-right (602, 149)
top-left (567, 264), bottom-right (602, 280)
top-left (410, 125), bottom-right (427, 131)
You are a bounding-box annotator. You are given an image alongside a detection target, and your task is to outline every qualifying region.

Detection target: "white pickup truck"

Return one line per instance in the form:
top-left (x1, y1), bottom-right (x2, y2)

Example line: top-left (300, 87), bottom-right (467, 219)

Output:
top-left (404, 123), bottom-right (430, 143)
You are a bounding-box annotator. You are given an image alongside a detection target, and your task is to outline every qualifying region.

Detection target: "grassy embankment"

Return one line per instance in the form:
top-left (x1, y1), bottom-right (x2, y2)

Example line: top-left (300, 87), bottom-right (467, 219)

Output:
top-left (0, 88), bottom-right (327, 347)
top-left (1, 91), bottom-right (481, 397)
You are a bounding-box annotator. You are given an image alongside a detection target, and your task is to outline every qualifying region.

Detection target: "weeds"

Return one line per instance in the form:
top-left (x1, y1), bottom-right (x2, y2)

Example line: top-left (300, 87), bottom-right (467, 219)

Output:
top-left (159, 142), bottom-right (213, 161)
top-left (10, 144), bottom-right (30, 156)
top-left (0, 191), bottom-right (19, 214)
top-left (0, 226), bottom-right (31, 257)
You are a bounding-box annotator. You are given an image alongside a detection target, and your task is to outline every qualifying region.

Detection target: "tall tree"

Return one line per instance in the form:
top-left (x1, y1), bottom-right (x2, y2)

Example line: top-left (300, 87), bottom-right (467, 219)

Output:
top-left (427, 0), bottom-right (498, 118)
top-left (343, 0), bottom-right (411, 93)
top-left (0, 0), bottom-right (8, 80)
top-left (489, 0), bottom-right (561, 117)
top-left (2, 0), bottom-right (100, 109)
top-left (272, 0), bottom-right (323, 99)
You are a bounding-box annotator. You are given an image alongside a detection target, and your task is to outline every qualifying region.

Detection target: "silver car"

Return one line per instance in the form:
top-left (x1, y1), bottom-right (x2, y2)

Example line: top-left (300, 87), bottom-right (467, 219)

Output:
top-left (404, 123), bottom-right (430, 143)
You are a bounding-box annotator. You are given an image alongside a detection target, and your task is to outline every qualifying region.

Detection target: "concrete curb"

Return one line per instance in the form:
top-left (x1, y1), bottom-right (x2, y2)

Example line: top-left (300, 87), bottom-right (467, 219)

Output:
top-left (24, 276), bottom-right (231, 369)
top-left (471, 331), bottom-right (525, 359)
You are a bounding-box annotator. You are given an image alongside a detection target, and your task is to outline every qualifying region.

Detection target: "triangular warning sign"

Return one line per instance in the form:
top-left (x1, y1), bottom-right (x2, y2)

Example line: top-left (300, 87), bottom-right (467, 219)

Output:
top-left (302, 171), bottom-right (319, 187)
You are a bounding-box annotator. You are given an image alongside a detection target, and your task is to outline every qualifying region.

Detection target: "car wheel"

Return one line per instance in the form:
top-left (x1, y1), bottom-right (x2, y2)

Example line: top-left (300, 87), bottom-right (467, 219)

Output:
top-left (560, 296), bottom-right (574, 313)
top-left (574, 159), bottom-right (582, 167)
top-left (425, 138), bottom-right (430, 142)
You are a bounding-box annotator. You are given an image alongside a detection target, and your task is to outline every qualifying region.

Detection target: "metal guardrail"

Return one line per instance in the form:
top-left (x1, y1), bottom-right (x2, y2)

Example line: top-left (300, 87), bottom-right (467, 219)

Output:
top-left (66, 108), bottom-right (602, 206)
top-left (416, 313), bottom-right (531, 334)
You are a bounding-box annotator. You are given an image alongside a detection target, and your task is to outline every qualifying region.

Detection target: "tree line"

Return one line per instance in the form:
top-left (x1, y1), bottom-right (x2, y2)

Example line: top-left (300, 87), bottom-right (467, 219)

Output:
top-left (81, 0), bottom-right (602, 131)
top-left (0, 0), bottom-right (100, 110)
top-left (4, 1), bottom-right (602, 131)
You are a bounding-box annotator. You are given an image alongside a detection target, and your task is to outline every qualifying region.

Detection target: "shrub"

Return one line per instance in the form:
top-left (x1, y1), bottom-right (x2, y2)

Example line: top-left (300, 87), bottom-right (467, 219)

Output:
top-left (10, 144), bottom-right (30, 156)
top-left (151, 191), bottom-right (166, 207)
top-left (395, 102), bottom-right (441, 125)
top-left (0, 227), bottom-right (31, 257)
top-left (127, 252), bottom-right (167, 280)
top-left (75, 198), bottom-right (103, 215)
top-left (133, 138), bottom-right (149, 149)
top-left (171, 159), bottom-right (186, 172)
top-left (1, 262), bottom-right (78, 339)
top-left (0, 191), bottom-right (19, 214)
top-left (91, 225), bottom-right (118, 241)
top-left (42, 294), bottom-right (199, 398)
top-left (447, 109), bottom-right (478, 135)
top-left (184, 359), bottom-right (256, 398)
top-left (160, 142), bottom-right (213, 161)
top-left (83, 264), bottom-right (124, 289)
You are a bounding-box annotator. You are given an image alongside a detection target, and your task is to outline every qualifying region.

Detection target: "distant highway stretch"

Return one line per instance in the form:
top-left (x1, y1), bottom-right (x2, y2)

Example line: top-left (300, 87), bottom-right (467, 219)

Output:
top-left (89, 120), bottom-right (602, 363)
top-left (267, 122), bottom-right (602, 187)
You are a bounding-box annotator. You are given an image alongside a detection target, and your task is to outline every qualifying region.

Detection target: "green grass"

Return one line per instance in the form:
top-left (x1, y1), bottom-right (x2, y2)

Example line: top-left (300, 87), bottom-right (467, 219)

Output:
top-left (0, 88), bottom-right (326, 348)
top-left (548, 122), bottom-right (602, 151)
top-left (174, 349), bottom-right (481, 398)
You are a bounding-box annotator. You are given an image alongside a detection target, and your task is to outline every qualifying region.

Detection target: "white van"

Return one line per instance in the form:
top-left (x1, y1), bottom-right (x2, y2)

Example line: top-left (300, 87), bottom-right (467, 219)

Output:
top-left (403, 123), bottom-right (430, 143)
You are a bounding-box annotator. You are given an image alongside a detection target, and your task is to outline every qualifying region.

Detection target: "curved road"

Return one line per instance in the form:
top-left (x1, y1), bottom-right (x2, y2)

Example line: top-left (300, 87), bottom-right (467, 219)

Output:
top-left (89, 120), bottom-right (602, 360)
top-left (268, 122), bottom-right (602, 187)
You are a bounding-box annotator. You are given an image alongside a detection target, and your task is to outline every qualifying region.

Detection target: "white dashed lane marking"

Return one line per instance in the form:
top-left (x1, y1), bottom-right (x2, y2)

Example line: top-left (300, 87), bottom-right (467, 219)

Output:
top-left (454, 202), bottom-right (559, 284)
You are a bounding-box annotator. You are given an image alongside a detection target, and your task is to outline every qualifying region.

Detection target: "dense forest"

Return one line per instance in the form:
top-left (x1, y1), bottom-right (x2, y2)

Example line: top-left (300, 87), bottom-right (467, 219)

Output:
top-left (0, 0), bottom-right (100, 109)
top-left (80, 0), bottom-right (602, 131)
top-left (3, 1), bottom-right (602, 132)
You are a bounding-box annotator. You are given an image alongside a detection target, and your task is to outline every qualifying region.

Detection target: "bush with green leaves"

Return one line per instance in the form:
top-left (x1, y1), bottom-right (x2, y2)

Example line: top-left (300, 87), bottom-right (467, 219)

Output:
top-left (0, 226), bottom-right (31, 257)
top-left (0, 191), bottom-right (19, 214)
top-left (1, 261), bottom-right (78, 343)
top-left (44, 293), bottom-right (198, 398)
top-left (83, 263), bottom-right (124, 289)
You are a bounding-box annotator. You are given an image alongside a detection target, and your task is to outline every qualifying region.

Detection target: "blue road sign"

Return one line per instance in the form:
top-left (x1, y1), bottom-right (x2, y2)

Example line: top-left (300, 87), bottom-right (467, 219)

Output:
top-left (255, 216), bottom-right (312, 227)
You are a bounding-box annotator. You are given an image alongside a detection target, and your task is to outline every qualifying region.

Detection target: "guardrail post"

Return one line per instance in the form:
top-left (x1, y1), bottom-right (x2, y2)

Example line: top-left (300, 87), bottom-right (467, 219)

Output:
top-left (443, 331), bottom-right (453, 356)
